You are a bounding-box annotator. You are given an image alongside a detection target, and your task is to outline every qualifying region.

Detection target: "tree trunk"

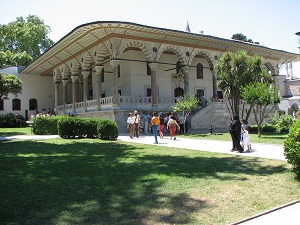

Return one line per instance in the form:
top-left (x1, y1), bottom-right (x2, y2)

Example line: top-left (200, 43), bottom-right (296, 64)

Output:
top-left (257, 125), bottom-right (261, 138)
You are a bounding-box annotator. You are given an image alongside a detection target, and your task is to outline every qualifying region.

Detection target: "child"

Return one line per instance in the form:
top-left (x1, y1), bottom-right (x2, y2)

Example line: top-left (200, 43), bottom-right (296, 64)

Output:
top-left (242, 126), bottom-right (251, 151)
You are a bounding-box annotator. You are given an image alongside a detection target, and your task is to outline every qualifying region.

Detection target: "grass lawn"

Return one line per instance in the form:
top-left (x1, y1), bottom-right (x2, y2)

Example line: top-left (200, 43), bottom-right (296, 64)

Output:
top-left (0, 127), bottom-right (32, 136)
top-left (1, 136), bottom-right (299, 225)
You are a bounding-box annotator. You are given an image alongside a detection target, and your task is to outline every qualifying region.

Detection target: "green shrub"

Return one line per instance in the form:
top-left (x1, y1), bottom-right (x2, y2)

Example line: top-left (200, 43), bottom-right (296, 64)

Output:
top-left (32, 116), bottom-right (63, 135)
top-left (57, 117), bottom-right (101, 139)
top-left (270, 112), bottom-right (294, 133)
top-left (0, 113), bottom-right (26, 128)
top-left (57, 117), bottom-right (77, 138)
top-left (97, 119), bottom-right (119, 140)
top-left (261, 124), bottom-right (277, 133)
top-left (284, 119), bottom-right (300, 178)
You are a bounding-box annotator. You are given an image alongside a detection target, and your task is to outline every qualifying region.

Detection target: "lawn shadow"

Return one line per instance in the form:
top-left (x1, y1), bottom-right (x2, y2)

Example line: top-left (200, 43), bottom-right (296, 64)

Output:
top-left (0, 139), bottom-right (289, 224)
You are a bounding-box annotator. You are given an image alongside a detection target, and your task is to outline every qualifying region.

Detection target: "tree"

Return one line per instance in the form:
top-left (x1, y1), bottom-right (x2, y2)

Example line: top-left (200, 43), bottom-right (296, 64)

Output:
top-left (172, 94), bottom-right (199, 134)
top-left (215, 50), bottom-right (271, 119)
top-left (215, 51), bottom-right (249, 118)
top-left (232, 33), bottom-right (260, 45)
top-left (0, 72), bottom-right (23, 100)
top-left (241, 82), bottom-right (280, 138)
top-left (0, 14), bottom-right (54, 68)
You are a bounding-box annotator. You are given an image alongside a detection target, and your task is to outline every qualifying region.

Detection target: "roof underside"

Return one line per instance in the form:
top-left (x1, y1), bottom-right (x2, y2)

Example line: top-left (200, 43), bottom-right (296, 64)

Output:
top-left (21, 21), bottom-right (300, 76)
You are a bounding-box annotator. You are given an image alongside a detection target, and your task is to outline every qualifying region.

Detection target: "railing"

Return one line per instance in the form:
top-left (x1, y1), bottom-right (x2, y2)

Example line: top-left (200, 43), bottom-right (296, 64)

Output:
top-left (57, 96), bottom-right (177, 114)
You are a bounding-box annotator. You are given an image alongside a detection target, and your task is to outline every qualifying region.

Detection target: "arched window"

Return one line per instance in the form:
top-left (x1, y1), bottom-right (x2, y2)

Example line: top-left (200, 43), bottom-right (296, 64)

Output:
top-left (12, 98), bottom-right (21, 111)
top-left (197, 63), bottom-right (204, 79)
top-left (29, 98), bottom-right (38, 110)
top-left (176, 61), bottom-right (182, 74)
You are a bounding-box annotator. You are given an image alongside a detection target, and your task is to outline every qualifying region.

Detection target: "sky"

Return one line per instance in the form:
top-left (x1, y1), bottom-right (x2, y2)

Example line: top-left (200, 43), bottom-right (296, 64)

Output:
top-left (1, 0), bottom-right (300, 75)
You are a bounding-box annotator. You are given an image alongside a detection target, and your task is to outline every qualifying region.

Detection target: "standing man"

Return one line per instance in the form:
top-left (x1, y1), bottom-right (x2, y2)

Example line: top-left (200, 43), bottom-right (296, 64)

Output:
top-left (134, 110), bottom-right (140, 138)
top-left (178, 114), bottom-right (185, 134)
top-left (127, 113), bottom-right (135, 139)
top-left (151, 112), bottom-right (160, 144)
top-left (229, 115), bottom-right (244, 153)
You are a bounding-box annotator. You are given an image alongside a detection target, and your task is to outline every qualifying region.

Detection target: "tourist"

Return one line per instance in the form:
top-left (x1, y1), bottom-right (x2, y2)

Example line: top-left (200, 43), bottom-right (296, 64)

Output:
top-left (229, 115), bottom-right (244, 153)
top-left (159, 113), bottom-right (165, 138)
top-left (151, 112), bottom-right (160, 144)
top-left (167, 115), bottom-right (180, 140)
top-left (241, 125), bottom-right (251, 151)
top-left (127, 113), bottom-right (135, 139)
top-left (133, 110), bottom-right (140, 138)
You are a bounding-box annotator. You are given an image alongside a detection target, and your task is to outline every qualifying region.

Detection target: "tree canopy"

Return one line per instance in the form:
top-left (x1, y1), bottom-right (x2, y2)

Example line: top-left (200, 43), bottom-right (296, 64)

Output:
top-left (241, 82), bottom-right (280, 137)
top-left (0, 15), bottom-right (54, 68)
top-left (0, 72), bottom-right (23, 100)
top-left (232, 33), bottom-right (260, 45)
top-left (215, 50), bottom-right (272, 119)
top-left (172, 94), bottom-right (199, 134)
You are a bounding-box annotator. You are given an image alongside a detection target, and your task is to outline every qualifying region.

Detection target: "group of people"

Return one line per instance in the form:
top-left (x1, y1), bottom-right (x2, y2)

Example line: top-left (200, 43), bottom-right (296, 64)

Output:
top-left (127, 110), bottom-right (184, 144)
top-left (229, 115), bottom-right (251, 153)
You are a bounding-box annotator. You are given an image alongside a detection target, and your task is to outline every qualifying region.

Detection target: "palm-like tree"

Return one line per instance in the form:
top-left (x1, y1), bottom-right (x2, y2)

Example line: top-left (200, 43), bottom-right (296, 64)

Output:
top-left (215, 50), bottom-right (271, 119)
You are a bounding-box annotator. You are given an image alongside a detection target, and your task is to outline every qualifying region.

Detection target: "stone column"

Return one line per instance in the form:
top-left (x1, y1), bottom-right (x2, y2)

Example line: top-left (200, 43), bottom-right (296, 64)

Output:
top-left (95, 65), bottom-right (103, 110)
top-left (62, 79), bottom-right (68, 114)
top-left (82, 70), bottom-right (89, 112)
top-left (211, 68), bottom-right (217, 96)
top-left (183, 66), bottom-right (190, 94)
top-left (71, 75), bottom-right (78, 113)
top-left (110, 60), bottom-right (120, 104)
top-left (54, 82), bottom-right (60, 115)
top-left (149, 62), bottom-right (158, 105)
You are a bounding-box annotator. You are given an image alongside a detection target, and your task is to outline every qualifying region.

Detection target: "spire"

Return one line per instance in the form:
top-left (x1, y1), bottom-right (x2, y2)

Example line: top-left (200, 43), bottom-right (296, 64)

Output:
top-left (185, 21), bottom-right (191, 33)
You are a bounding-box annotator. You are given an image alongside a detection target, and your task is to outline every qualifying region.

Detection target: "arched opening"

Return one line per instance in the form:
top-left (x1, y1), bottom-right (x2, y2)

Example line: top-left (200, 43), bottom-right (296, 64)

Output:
top-left (12, 98), bottom-right (21, 111)
top-left (29, 98), bottom-right (38, 111)
top-left (174, 87), bottom-right (184, 98)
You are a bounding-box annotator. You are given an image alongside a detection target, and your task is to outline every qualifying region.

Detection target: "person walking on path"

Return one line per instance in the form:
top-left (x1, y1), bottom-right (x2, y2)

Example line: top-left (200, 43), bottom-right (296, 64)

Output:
top-left (229, 115), bottom-right (244, 153)
top-left (159, 113), bottom-right (165, 138)
top-left (127, 113), bottom-right (135, 139)
top-left (133, 110), bottom-right (140, 138)
top-left (151, 112), bottom-right (160, 144)
top-left (167, 115), bottom-right (180, 140)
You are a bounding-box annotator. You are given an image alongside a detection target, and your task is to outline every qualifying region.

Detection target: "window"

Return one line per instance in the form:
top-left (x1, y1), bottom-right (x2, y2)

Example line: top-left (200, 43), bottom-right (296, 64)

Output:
top-left (196, 63), bottom-right (204, 79)
top-left (176, 61), bottom-right (182, 74)
top-left (147, 62), bottom-right (151, 76)
top-left (118, 65), bottom-right (120, 78)
top-left (12, 98), bottom-right (21, 111)
top-left (89, 90), bottom-right (93, 97)
top-left (195, 89), bottom-right (204, 100)
top-left (101, 68), bottom-right (104, 83)
top-left (118, 90), bottom-right (121, 96)
top-left (217, 91), bottom-right (223, 99)
top-left (0, 99), bottom-right (3, 111)
top-left (147, 88), bottom-right (152, 97)
top-left (29, 98), bottom-right (37, 110)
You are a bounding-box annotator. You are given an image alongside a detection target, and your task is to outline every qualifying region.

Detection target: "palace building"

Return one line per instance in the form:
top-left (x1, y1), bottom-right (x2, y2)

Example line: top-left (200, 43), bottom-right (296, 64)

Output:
top-left (1, 21), bottom-right (299, 131)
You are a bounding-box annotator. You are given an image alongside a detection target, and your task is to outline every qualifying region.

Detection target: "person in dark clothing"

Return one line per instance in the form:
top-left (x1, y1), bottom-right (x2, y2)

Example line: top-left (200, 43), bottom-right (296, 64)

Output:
top-left (229, 115), bottom-right (244, 153)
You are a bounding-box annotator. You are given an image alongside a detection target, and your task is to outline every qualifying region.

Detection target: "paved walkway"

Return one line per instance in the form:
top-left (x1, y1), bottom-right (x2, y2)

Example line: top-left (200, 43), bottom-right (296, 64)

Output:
top-left (118, 134), bottom-right (286, 160)
top-left (1, 133), bottom-right (299, 224)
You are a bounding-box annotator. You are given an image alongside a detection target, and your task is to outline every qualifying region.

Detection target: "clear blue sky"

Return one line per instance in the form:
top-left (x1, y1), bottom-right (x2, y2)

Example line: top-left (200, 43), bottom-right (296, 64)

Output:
top-left (1, 0), bottom-right (300, 75)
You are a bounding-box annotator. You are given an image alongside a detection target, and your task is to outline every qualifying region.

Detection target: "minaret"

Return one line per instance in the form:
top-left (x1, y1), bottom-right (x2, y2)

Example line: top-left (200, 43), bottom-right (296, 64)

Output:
top-left (185, 21), bottom-right (191, 33)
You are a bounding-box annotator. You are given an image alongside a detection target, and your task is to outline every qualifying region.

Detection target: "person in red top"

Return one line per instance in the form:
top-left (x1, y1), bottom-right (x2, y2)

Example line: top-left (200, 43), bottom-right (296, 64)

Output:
top-left (151, 112), bottom-right (160, 144)
top-left (159, 113), bottom-right (165, 139)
